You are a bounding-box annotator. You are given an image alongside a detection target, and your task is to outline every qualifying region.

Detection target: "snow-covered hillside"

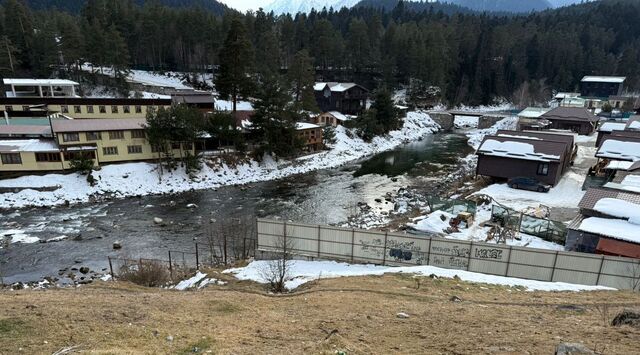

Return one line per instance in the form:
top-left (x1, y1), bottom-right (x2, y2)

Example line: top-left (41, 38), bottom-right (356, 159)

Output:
top-left (265, 0), bottom-right (360, 14)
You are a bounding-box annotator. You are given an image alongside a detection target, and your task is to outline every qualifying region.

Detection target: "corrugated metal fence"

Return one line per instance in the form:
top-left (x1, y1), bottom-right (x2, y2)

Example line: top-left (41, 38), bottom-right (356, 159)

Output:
top-left (256, 219), bottom-right (640, 291)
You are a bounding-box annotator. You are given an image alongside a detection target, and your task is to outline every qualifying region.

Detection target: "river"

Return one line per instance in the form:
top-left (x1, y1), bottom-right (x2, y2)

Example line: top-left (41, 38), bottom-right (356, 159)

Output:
top-left (0, 132), bottom-right (473, 285)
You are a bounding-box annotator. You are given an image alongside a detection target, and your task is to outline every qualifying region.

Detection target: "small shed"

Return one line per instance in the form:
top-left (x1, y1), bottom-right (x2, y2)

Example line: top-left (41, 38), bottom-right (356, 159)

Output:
top-left (540, 107), bottom-right (600, 135)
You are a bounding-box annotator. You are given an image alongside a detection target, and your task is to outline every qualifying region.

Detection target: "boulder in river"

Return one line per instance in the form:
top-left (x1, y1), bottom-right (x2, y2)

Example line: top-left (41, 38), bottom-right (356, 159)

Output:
top-left (153, 217), bottom-right (164, 225)
top-left (113, 241), bottom-right (122, 250)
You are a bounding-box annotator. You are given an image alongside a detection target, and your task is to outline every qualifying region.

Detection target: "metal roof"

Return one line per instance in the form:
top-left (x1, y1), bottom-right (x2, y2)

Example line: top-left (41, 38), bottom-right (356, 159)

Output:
top-left (578, 187), bottom-right (640, 210)
top-left (541, 107), bottom-right (600, 123)
top-left (0, 125), bottom-right (52, 136)
top-left (3, 78), bottom-right (79, 86)
top-left (581, 76), bottom-right (626, 84)
top-left (51, 118), bottom-right (147, 133)
top-left (0, 139), bottom-right (59, 152)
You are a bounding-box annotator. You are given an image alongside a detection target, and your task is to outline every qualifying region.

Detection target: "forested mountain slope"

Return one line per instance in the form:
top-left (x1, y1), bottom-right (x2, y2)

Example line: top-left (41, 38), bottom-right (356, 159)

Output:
top-left (0, 0), bottom-right (637, 105)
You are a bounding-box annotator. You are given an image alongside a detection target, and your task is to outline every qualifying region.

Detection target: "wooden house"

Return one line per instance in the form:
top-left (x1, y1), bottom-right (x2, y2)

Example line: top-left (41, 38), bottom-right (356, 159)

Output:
top-left (314, 82), bottom-right (368, 115)
top-left (540, 107), bottom-right (600, 135)
top-left (475, 130), bottom-right (574, 186)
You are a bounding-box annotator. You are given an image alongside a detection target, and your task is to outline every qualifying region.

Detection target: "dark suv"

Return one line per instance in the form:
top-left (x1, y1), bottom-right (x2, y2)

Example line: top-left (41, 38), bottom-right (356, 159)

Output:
top-left (507, 177), bottom-right (551, 193)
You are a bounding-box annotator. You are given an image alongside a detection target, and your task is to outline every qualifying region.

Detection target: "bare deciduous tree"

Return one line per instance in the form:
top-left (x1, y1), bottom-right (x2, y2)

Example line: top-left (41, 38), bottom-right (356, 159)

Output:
top-left (205, 215), bottom-right (257, 265)
top-left (260, 235), bottom-right (294, 293)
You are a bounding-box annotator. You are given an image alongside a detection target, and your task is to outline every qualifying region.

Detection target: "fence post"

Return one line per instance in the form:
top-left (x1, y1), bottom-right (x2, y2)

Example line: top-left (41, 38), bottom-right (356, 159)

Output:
top-left (283, 221), bottom-right (287, 257)
top-left (596, 255), bottom-right (605, 285)
top-left (504, 245), bottom-right (513, 277)
top-left (425, 237), bottom-right (432, 266)
top-left (168, 251), bottom-right (173, 278)
top-left (195, 243), bottom-right (200, 270)
top-left (382, 232), bottom-right (389, 265)
top-left (242, 237), bottom-right (246, 260)
top-left (108, 257), bottom-right (114, 278)
top-left (550, 251), bottom-right (560, 282)
top-left (317, 225), bottom-right (322, 258)
top-left (350, 229), bottom-right (355, 263)
top-left (467, 241), bottom-right (473, 271)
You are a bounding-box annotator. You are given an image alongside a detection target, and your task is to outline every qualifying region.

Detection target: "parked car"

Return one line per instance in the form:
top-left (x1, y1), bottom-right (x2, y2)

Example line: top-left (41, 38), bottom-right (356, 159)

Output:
top-left (507, 177), bottom-right (551, 193)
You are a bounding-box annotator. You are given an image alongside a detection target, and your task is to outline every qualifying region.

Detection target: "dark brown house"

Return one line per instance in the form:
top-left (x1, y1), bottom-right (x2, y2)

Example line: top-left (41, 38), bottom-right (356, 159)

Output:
top-left (475, 131), bottom-right (574, 186)
top-left (314, 82), bottom-right (368, 115)
top-left (540, 107), bottom-right (600, 135)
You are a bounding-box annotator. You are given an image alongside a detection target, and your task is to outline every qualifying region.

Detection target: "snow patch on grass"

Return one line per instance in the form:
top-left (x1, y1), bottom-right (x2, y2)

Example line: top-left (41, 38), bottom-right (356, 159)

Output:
top-left (224, 260), bottom-right (614, 292)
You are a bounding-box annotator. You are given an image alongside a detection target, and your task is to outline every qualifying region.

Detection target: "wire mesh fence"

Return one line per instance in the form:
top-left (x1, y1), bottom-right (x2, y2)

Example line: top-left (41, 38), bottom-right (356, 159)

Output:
top-left (491, 205), bottom-right (567, 244)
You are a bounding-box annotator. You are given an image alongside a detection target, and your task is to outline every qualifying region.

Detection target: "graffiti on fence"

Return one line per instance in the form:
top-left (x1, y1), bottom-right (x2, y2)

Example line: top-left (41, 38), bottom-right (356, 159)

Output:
top-left (474, 248), bottom-right (505, 260)
top-left (430, 245), bottom-right (470, 269)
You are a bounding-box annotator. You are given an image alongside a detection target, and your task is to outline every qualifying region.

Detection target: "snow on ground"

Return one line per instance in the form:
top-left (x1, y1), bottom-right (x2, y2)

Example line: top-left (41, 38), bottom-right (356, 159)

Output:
top-left (172, 272), bottom-right (227, 290)
top-left (0, 111), bottom-right (439, 209)
top-left (408, 205), bottom-right (564, 251)
top-left (224, 260), bottom-right (614, 292)
top-left (454, 116), bottom-right (479, 129)
top-left (81, 64), bottom-right (200, 90)
top-left (475, 171), bottom-right (585, 211)
top-left (465, 116), bottom-right (518, 150)
top-left (453, 102), bottom-right (513, 113)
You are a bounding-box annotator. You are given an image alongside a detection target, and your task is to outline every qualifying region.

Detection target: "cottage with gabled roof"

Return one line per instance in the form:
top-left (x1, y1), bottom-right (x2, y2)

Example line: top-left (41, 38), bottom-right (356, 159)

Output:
top-left (475, 130), bottom-right (575, 186)
top-left (540, 107), bottom-right (600, 135)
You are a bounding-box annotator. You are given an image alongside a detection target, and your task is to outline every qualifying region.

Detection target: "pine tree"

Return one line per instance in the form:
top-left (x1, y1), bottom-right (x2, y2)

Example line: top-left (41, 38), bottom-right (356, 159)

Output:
top-left (287, 49), bottom-right (318, 112)
top-left (250, 75), bottom-right (303, 159)
top-left (322, 125), bottom-right (336, 146)
top-left (216, 17), bottom-right (254, 113)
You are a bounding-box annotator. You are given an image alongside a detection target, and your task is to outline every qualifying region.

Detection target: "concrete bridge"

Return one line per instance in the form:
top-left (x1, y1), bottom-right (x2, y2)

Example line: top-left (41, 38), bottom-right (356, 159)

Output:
top-left (427, 110), bottom-right (510, 131)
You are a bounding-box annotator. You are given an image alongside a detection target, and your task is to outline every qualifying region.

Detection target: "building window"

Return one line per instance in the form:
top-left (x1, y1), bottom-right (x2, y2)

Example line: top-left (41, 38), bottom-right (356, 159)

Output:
top-left (171, 142), bottom-right (181, 150)
top-left (123, 105), bottom-right (130, 113)
top-left (35, 152), bottom-right (61, 162)
top-left (109, 131), bottom-right (124, 140)
top-left (22, 105), bottom-right (30, 111)
top-left (537, 163), bottom-right (549, 176)
top-left (131, 130), bottom-right (146, 139)
top-left (63, 133), bottom-right (80, 142)
top-left (102, 146), bottom-right (118, 155)
top-left (61, 105), bottom-right (69, 113)
top-left (1, 153), bottom-right (22, 164)
top-left (86, 105), bottom-right (94, 113)
top-left (135, 105), bottom-right (142, 113)
top-left (64, 151), bottom-right (95, 161)
top-left (4, 106), bottom-right (12, 112)
top-left (73, 105), bottom-right (81, 114)
top-left (99, 106), bottom-right (106, 113)
top-left (86, 132), bottom-right (101, 141)
top-left (127, 145), bottom-right (143, 154)
top-left (111, 105), bottom-right (119, 113)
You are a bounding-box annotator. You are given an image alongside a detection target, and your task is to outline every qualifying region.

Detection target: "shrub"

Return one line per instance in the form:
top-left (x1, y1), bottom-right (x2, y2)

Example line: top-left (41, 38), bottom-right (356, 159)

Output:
top-left (118, 260), bottom-right (171, 287)
top-left (69, 155), bottom-right (94, 175)
top-left (184, 151), bottom-right (202, 176)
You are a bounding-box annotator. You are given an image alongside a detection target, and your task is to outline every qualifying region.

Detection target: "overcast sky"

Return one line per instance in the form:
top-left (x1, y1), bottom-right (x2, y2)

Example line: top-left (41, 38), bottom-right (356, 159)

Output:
top-left (218, 0), bottom-right (271, 12)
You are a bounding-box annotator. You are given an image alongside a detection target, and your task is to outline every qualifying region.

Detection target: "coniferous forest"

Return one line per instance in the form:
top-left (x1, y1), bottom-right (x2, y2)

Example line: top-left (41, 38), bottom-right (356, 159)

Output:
top-left (0, 0), bottom-right (639, 105)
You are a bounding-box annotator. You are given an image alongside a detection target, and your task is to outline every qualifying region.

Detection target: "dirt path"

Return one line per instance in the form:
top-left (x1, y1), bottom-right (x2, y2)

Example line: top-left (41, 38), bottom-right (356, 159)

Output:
top-left (1, 273), bottom-right (639, 354)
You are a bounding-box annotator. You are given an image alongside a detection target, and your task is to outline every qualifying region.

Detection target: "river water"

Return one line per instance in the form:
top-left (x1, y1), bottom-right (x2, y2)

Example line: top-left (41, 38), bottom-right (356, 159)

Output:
top-left (0, 132), bottom-right (473, 284)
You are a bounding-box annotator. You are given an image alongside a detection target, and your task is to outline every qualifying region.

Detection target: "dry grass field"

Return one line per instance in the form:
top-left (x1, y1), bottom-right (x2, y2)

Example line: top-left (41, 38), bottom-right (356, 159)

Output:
top-left (1, 272), bottom-right (639, 354)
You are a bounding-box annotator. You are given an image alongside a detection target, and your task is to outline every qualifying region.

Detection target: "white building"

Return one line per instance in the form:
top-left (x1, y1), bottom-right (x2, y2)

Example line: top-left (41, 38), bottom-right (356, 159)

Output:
top-left (3, 78), bottom-right (79, 98)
